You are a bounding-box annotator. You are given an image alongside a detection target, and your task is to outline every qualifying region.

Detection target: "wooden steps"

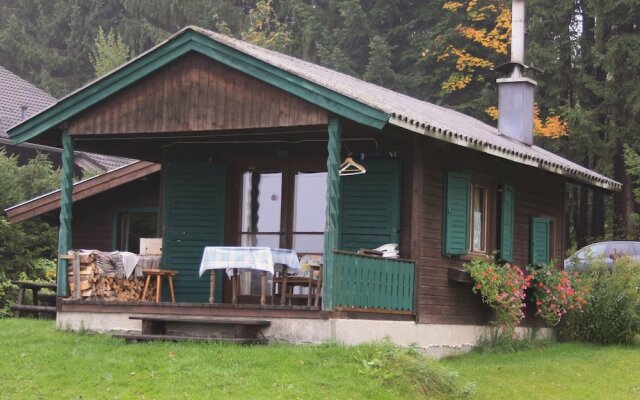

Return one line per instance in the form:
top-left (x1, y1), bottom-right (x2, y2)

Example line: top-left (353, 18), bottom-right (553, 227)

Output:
top-left (116, 314), bottom-right (272, 344)
top-left (112, 333), bottom-right (267, 344)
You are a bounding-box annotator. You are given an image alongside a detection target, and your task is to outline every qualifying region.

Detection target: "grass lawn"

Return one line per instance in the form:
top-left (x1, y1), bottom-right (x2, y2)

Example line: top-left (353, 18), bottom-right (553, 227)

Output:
top-left (3, 319), bottom-right (640, 399)
top-left (442, 341), bottom-right (640, 400)
top-left (0, 318), bottom-right (460, 400)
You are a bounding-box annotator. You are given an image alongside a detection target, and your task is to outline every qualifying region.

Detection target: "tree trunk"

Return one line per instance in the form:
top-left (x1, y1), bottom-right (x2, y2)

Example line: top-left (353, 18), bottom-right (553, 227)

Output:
top-left (591, 189), bottom-right (605, 239)
top-left (613, 139), bottom-right (636, 238)
top-left (577, 184), bottom-right (589, 248)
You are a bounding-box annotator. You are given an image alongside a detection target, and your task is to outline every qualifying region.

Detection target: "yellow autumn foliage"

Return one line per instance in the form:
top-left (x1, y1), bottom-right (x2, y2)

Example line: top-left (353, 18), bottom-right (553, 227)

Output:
top-left (434, 0), bottom-right (568, 139)
top-left (485, 105), bottom-right (568, 138)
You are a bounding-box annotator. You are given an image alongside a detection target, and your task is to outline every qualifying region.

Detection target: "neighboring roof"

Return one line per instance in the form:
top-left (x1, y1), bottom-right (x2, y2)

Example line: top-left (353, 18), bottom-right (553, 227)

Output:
top-left (0, 66), bottom-right (56, 138)
top-left (5, 161), bottom-right (160, 223)
top-left (0, 65), bottom-right (133, 171)
top-left (76, 151), bottom-right (136, 171)
top-left (6, 27), bottom-right (620, 191)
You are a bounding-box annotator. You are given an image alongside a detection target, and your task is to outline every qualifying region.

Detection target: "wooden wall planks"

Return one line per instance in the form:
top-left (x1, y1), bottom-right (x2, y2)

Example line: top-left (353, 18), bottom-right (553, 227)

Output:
top-left (415, 137), bottom-right (565, 325)
top-left (68, 53), bottom-right (328, 135)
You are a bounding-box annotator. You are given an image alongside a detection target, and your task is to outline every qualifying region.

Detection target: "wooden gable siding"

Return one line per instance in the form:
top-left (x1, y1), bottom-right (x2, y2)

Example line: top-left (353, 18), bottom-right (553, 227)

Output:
top-left (416, 138), bottom-right (564, 325)
top-left (68, 53), bottom-right (328, 136)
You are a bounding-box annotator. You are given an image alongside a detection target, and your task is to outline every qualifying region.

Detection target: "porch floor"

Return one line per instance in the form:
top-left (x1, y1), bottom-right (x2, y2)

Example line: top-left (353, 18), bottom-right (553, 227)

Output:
top-left (59, 299), bottom-right (414, 321)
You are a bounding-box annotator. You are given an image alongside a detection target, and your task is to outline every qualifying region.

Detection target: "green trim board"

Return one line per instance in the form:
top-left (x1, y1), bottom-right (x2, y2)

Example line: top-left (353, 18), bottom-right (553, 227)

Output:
top-left (9, 29), bottom-right (389, 145)
top-left (56, 130), bottom-right (74, 297)
top-left (161, 161), bottom-right (226, 303)
top-left (322, 116), bottom-right (342, 310)
top-left (111, 207), bottom-right (160, 251)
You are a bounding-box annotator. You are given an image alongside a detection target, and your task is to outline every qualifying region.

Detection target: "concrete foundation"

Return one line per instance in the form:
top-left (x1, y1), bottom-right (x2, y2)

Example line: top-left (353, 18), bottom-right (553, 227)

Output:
top-left (57, 311), bottom-right (552, 358)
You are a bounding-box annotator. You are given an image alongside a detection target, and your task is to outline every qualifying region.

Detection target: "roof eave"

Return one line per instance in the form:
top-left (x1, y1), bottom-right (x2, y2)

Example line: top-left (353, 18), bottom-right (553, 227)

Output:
top-left (7, 27), bottom-right (388, 145)
top-left (5, 161), bottom-right (159, 223)
top-left (389, 116), bottom-right (621, 192)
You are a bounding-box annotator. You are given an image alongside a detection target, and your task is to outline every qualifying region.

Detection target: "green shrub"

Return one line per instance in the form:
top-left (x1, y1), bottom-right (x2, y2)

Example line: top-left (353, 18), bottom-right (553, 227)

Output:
top-left (558, 258), bottom-right (640, 344)
top-left (354, 339), bottom-right (476, 399)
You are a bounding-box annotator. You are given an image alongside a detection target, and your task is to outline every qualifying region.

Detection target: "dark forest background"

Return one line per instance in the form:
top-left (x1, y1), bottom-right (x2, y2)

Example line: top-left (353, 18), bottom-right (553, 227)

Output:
top-left (1, 0), bottom-right (639, 249)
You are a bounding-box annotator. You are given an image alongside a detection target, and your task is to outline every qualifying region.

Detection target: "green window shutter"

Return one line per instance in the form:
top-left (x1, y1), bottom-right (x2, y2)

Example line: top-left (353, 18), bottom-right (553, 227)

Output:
top-left (500, 184), bottom-right (515, 262)
top-left (162, 161), bottom-right (226, 302)
top-left (530, 216), bottom-right (550, 265)
top-left (340, 160), bottom-right (401, 251)
top-left (443, 172), bottom-right (470, 255)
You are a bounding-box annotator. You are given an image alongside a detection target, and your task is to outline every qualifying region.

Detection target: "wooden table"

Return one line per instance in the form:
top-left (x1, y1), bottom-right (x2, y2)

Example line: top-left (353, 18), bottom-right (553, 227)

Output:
top-left (141, 270), bottom-right (178, 303)
top-left (11, 281), bottom-right (57, 317)
top-left (199, 247), bottom-right (300, 305)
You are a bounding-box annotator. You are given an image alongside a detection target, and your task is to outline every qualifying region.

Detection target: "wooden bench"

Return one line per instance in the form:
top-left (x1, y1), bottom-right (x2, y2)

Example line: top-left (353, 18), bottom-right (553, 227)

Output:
top-left (10, 281), bottom-right (57, 318)
top-left (112, 333), bottom-right (267, 344)
top-left (113, 315), bottom-right (271, 344)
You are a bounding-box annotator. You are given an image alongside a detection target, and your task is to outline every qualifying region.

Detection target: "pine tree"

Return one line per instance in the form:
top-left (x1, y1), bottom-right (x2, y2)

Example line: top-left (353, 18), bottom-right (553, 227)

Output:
top-left (90, 27), bottom-right (131, 78)
top-left (363, 35), bottom-right (397, 89)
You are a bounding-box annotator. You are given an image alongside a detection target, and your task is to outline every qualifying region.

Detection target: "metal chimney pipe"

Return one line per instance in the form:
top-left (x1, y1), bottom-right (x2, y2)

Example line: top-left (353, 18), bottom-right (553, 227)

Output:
top-left (511, 0), bottom-right (525, 77)
top-left (497, 0), bottom-right (536, 145)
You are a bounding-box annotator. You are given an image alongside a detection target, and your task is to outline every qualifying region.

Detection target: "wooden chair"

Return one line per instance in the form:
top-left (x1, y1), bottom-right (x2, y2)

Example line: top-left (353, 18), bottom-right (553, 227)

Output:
top-left (272, 262), bottom-right (322, 307)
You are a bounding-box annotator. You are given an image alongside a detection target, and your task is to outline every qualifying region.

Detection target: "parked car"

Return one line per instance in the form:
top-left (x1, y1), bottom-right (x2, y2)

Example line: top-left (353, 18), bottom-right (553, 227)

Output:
top-left (564, 241), bottom-right (640, 271)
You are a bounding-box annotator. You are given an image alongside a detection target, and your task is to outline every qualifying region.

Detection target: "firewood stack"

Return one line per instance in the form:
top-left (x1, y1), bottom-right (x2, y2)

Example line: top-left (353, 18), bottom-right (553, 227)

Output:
top-left (67, 251), bottom-right (154, 301)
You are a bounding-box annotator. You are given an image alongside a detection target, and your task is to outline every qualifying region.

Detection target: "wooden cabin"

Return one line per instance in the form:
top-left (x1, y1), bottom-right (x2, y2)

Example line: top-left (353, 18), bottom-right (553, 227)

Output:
top-left (7, 27), bottom-right (619, 349)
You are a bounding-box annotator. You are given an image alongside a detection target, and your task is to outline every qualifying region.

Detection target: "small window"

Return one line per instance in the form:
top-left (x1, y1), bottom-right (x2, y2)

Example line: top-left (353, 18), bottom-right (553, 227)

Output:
top-left (115, 211), bottom-right (159, 253)
top-left (576, 243), bottom-right (608, 261)
top-left (470, 185), bottom-right (487, 253)
top-left (609, 242), bottom-right (633, 259)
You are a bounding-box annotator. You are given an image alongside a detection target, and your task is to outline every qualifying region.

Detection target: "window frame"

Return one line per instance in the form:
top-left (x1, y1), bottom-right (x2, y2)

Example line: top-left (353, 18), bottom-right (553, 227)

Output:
top-left (231, 157), bottom-right (327, 298)
top-left (469, 184), bottom-right (488, 254)
top-left (465, 177), bottom-right (495, 258)
top-left (443, 171), bottom-right (496, 258)
top-left (111, 207), bottom-right (160, 252)
top-left (233, 157), bottom-right (327, 252)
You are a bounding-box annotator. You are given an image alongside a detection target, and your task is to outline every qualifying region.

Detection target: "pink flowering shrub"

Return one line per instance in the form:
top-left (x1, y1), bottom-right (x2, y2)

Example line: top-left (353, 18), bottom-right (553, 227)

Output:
top-left (527, 264), bottom-right (589, 326)
top-left (465, 257), bottom-right (532, 335)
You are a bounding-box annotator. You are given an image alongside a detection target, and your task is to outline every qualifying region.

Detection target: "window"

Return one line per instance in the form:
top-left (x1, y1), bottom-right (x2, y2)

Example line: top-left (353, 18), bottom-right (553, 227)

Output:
top-left (292, 172), bottom-right (327, 253)
top-left (237, 166), bottom-right (327, 296)
top-left (114, 209), bottom-right (159, 253)
top-left (470, 185), bottom-right (487, 253)
top-left (575, 243), bottom-right (608, 261)
top-left (443, 172), bottom-right (493, 256)
top-left (240, 172), bottom-right (283, 248)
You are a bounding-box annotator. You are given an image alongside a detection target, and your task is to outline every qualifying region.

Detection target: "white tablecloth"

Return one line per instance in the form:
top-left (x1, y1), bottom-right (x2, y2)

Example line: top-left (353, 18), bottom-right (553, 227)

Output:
top-left (198, 247), bottom-right (300, 278)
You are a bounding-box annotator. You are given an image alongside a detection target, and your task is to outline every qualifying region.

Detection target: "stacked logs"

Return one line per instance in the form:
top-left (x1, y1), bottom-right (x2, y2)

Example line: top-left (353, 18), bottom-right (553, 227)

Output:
top-left (67, 251), bottom-right (155, 301)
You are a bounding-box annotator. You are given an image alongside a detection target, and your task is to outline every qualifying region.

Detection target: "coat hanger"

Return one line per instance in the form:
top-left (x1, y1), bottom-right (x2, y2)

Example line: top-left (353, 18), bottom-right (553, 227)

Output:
top-left (339, 156), bottom-right (366, 176)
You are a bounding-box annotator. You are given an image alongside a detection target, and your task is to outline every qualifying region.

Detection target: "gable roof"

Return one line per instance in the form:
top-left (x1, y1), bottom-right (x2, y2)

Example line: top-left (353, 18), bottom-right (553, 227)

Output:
top-left (0, 65), bottom-right (133, 172)
top-left (6, 27), bottom-right (620, 191)
top-left (5, 161), bottom-right (160, 223)
top-left (0, 66), bottom-right (56, 138)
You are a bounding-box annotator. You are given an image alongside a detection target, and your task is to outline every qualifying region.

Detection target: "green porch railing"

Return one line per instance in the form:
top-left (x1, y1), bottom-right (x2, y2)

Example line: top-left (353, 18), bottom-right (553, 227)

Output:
top-left (332, 250), bottom-right (415, 312)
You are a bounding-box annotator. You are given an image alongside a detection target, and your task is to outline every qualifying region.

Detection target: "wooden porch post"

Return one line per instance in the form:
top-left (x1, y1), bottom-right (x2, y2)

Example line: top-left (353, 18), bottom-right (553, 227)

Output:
top-left (323, 116), bottom-right (341, 310)
top-left (57, 129), bottom-right (74, 297)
